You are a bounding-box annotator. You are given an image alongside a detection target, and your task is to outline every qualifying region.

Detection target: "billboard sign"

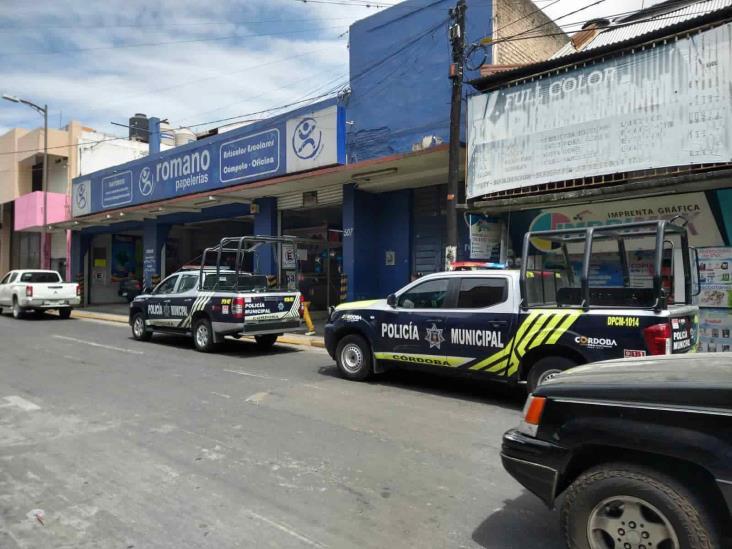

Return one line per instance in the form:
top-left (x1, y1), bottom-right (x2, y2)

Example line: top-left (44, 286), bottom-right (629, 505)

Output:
top-left (72, 104), bottom-right (346, 216)
top-left (467, 23), bottom-right (732, 198)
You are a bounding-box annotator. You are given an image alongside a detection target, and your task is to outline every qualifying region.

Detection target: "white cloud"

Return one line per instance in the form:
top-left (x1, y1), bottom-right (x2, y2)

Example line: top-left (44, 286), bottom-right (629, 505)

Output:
top-left (0, 0), bottom-right (650, 136)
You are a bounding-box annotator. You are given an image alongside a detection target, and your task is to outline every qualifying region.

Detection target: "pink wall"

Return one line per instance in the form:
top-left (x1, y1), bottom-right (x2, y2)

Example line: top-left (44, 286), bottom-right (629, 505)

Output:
top-left (14, 191), bottom-right (68, 231)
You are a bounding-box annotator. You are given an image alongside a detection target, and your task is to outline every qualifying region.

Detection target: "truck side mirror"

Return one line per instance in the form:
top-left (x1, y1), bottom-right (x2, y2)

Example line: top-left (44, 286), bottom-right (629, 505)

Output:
top-left (387, 293), bottom-right (397, 308)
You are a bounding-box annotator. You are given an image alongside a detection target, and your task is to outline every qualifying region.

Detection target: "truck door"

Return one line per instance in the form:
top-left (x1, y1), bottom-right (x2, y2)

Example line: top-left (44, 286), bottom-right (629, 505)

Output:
top-left (441, 276), bottom-right (516, 374)
top-left (169, 273), bottom-right (199, 329)
top-left (146, 275), bottom-right (179, 327)
top-left (375, 277), bottom-right (451, 366)
top-left (0, 272), bottom-right (14, 306)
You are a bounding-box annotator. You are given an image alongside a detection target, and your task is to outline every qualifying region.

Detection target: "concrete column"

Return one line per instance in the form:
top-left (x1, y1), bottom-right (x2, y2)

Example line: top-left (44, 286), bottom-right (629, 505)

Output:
top-left (148, 117), bottom-right (161, 155)
top-left (342, 183), bottom-right (378, 301)
top-left (0, 203), bottom-right (11, 275)
top-left (143, 219), bottom-right (170, 288)
top-left (253, 197), bottom-right (277, 276)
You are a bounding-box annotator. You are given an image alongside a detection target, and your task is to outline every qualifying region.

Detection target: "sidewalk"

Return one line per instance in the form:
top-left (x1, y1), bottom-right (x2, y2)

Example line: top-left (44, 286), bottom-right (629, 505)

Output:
top-left (69, 307), bottom-right (327, 349)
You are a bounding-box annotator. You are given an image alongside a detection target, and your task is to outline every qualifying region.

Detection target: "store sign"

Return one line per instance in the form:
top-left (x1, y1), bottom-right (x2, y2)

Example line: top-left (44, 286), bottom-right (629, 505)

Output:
top-left (467, 23), bottom-right (732, 198)
top-left (72, 104), bottom-right (346, 216)
top-left (527, 192), bottom-right (723, 253)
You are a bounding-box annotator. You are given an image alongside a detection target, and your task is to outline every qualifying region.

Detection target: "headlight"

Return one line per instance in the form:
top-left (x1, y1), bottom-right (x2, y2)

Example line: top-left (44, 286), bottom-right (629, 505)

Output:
top-left (518, 395), bottom-right (546, 437)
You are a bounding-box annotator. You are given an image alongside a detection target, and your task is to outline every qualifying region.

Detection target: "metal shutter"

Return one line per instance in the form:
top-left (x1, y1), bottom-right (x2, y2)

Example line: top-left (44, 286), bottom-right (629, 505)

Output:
top-left (412, 185), bottom-right (446, 275)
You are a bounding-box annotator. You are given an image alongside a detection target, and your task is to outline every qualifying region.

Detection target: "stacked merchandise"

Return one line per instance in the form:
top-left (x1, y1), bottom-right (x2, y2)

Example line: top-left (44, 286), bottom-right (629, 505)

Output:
top-left (697, 247), bottom-right (732, 352)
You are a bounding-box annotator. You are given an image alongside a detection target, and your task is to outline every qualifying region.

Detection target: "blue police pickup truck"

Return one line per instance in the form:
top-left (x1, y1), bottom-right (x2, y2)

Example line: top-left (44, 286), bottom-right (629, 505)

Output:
top-left (325, 220), bottom-right (700, 392)
top-left (129, 267), bottom-right (304, 352)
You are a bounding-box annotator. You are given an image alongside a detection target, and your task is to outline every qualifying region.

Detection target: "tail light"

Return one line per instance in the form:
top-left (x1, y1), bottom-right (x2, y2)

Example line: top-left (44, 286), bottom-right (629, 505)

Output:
top-left (643, 322), bottom-right (671, 355)
top-left (25, 285), bottom-right (33, 297)
top-left (298, 296), bottom-right (304, 318)
top-left (518, 396), bottom-right (546, 437)
top-left (76, 284), bottom-right (81, 297)
top-left (232, 296), bottom-right (245, 319)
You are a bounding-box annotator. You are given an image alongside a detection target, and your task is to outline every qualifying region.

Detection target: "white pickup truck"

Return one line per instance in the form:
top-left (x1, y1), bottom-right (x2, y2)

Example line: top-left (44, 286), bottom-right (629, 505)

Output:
top-left (0, 270), bottom-right (80, 319)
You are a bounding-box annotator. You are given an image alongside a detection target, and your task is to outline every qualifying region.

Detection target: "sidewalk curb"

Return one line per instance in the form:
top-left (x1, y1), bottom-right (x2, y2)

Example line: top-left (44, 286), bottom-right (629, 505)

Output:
top-left (69, 309), bottom-right (326, 349)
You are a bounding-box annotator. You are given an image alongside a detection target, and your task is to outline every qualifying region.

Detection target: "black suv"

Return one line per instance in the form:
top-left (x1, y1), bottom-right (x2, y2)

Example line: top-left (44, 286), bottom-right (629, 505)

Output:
top-left (501, 354), bottom-right (732, 549)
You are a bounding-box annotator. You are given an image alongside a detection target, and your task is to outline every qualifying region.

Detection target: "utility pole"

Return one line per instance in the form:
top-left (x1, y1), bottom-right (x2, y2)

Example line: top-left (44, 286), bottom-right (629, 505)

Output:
top-left (446, 0), bottom-right (466, 269)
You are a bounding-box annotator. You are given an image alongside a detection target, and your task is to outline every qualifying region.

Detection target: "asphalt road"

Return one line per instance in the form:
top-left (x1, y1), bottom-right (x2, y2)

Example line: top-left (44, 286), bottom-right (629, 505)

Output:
top-left (0, 312), bottom-right (562, 549)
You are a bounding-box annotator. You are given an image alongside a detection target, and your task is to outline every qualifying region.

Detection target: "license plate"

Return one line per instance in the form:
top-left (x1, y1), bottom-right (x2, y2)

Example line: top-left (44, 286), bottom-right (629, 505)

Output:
top-left (45, 300), bottom-right (64, 306)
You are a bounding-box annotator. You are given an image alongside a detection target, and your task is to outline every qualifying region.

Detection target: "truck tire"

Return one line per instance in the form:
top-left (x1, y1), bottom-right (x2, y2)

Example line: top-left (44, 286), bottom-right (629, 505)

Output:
top-left (12, 298), bottom-right (24, 320)
top-left (335, 334), bottom-right (373, 381)
top-left (561, 462), bottom-right (720, 549)
top-left (254, 334), bottom-right (278, 350)
top-left (58, 308), bottom-right (72, 319)
top-left (193, 317), bottom-right (218, 353)
top-left (527, 356), bottom-right (577, 393)
top-left (131, 312), bottom-right (152, 342)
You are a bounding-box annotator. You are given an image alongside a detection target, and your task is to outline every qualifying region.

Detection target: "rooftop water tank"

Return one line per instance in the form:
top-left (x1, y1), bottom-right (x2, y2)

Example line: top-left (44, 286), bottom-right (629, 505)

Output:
top-left (175, 128), bottom-right (197, 146)
top-left (129, 113), bottom-right (149, 143)
top-left (160, 120), bottom-right (175, 147)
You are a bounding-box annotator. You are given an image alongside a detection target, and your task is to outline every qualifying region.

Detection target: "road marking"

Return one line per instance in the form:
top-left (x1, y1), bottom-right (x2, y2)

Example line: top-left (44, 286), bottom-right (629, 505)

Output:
top-left (0, 396), bottom-right (41, 411)
top-left (52, 335), bottom-right (143, 355)
top-left (247, 510), bottom-right (327, 548)
top-left (223, 369), bottom-right (288, 382)
top-left (210, 392), bottom-right (231, 399)
top-left (245, 391), bottom-right (269, 404)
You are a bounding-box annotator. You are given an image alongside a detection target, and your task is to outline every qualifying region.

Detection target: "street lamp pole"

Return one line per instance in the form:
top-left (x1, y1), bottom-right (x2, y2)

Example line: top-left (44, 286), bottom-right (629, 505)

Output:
top-left (2, 94), bottom-right (50, 269)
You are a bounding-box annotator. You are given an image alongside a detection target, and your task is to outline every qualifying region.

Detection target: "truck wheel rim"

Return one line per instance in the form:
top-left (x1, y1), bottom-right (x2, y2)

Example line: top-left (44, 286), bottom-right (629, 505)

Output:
top-left (587, 495), bottom-right (679, 549)
top-left (133, 317), bottom-right (144, 337)
top-left (538, 369), bottom-right (561, 386)
top-left (341, 343), bottom-right (363, 373)
top-left (196, 324), bottom-right (209, 348)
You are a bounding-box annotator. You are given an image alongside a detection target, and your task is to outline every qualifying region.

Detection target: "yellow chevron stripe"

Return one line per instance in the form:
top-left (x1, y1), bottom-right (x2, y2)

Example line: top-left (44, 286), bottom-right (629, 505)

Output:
top-left (528, 312), bottom-right (569, 350)
top-left (545, 311), bottom-right (581, 344)
top-left (469, 311), bottom-right (541, 371)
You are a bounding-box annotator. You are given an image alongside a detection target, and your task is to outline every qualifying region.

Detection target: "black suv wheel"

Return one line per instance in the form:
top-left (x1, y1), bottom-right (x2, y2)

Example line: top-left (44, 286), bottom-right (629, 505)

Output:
top-left (561, 462), bottom-right (720, 549)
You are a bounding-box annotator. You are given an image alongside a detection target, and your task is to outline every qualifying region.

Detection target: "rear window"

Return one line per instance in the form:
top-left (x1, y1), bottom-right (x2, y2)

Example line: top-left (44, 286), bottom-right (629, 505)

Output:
top-left (457, 278), bottom-right (507, 308)
top-left (202, 272), bottom-right (269, 291)
top-left (19, 272), bottom-right (61, 283)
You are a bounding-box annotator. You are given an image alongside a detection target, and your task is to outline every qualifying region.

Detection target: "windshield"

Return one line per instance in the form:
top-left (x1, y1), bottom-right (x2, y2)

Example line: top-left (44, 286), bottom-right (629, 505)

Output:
top-left (19, 271), bottom-right (62, 283)
top-left (202, 272), bottom-right (269, 292)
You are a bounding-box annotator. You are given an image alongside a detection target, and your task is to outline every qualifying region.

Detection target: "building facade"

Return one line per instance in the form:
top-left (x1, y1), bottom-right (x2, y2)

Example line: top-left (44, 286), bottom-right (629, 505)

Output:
top-left (0, 122), bottom-right (150, 279)
top-left (466, 0), bottom-right (732, 352)
top-left (66, 0), bottom-right (566, 309)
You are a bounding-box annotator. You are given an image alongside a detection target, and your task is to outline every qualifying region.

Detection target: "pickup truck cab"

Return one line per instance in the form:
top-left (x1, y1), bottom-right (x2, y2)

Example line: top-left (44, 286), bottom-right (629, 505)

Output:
top-left (0, 269), bottom-right (80, 319)
top-left (325, 220), bottom-right (699, 391)
top-left (502, 354), bottom-right (732, 549)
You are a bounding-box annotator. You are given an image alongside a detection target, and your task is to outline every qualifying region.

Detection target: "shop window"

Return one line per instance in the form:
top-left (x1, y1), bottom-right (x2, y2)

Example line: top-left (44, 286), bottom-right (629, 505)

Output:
top-left (398, 278), bottom-right (449, 309)
top-left (457, 278), bottom-right (507, 308)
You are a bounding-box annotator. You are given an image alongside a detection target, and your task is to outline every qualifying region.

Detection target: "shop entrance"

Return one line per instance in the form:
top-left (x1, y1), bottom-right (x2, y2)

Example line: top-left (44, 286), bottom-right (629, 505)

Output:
top-left (280, 204), bottom-right (342, 311)
top-left (166, 218), bottom-right (252, 275)
top-left (88, 232), bottom-right (143, 305)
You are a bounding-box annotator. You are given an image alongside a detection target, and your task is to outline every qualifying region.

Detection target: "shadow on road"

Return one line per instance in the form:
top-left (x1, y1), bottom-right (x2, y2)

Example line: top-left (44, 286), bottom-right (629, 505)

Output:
top-left (318, 364), bottom-right (525, 410)
top-left (143, 333), bottom-right (302, 359)
top-left (472, 491), bottom-right (562, 549)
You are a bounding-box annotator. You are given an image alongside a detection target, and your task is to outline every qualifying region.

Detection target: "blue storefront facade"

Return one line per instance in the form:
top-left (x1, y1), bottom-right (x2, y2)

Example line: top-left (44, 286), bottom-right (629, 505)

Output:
top-left (70, 0), bottom-right (496, 307)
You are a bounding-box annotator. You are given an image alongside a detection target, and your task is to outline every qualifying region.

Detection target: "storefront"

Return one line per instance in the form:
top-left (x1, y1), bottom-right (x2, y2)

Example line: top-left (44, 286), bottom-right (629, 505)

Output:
top-left (466, 16), bottom-right (732, 352)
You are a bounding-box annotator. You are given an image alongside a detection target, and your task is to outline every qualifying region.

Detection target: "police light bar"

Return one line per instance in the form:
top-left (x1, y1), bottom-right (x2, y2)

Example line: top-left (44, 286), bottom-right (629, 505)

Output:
top-left (448, 261), bottom-right (506, 271)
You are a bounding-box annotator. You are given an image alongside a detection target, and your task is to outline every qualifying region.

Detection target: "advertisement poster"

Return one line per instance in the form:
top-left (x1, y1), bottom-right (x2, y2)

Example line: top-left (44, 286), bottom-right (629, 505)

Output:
top-left (111, 235), bottom-right (138, 281)
top-left (698, 308), bottom-right (732, 352)
top-left (527, 192), bottom-right (722, 253)
top-left (467, 22), bottom-right (732, 197)
top-left (697, 247), bottom-right (732, 308)
top-left (469, 214), bottom-right (503, 261)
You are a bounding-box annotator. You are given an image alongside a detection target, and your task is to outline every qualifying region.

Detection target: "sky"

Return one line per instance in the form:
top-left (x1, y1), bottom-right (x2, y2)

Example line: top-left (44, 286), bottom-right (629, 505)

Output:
top-left (0, 0), bottom-right (650, 137)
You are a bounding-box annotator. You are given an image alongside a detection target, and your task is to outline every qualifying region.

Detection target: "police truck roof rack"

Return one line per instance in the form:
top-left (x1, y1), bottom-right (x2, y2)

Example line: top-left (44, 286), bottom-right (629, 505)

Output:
top-left (198, 234), bottom-right (329, 293)
top-left (520, 219), bottom-right (693, 313)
